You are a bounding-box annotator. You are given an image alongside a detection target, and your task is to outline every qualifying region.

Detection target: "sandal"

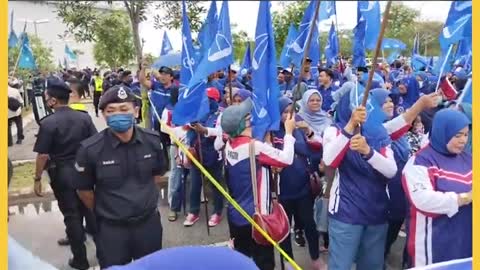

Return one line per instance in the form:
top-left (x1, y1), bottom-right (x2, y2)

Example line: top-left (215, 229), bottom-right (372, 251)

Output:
top-left (168, 211), bottom-right (177, 222)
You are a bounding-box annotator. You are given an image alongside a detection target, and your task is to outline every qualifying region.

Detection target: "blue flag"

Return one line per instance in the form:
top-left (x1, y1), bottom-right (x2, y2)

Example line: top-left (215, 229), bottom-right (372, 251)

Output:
top-left (287, 1), bottom-right (320, 66)
top-left (279, 24), bottom-right (298, 68)
top-left (187, 0), bottom-right (233, 88)
top-left (426, 56), bottom-right (434, 72)
top-left (18, 34), bottom-right (37, 70)
top-left (318, 1), bottom-right (336, 22)
top-left (411, 54), bottom-right (429, 71)
top-left (455, 38), bottom-right (472, 59)
top-left (173, 0), bottom-right (209, 125)
top-left (325, 22), bottom-right (339, 67)
top-left (357, 1), bottom-right (380, 50)
top-left (241, 42), bottom-right (252, 71)
top-left (179, 0), bottom-right (197, 87)
top-left (197, 0), bottom-right (218, 53)
top-left (439, 14), bottom-right (472, 54)
top-left (445, 1), bottom-right (472, 27)
top-left (8, 30), bottom-right (18, 49)
top-left (382, 38), bottom-right (406, 51)
top-left (160, 32), bottom-right (173, 56)
top-left (64, 44), bottom-right (77, 61)
top-left (352, 17), bottom-right (366, 67)
top-left (251, 1), bottom-right (280, 140)
top-left (387, 50), bottom-right (400, 65)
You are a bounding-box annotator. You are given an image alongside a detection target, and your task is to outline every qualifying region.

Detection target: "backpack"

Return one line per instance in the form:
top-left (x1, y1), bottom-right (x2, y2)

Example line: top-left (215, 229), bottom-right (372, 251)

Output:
top-left (8, 97), bottom-right (22, 111)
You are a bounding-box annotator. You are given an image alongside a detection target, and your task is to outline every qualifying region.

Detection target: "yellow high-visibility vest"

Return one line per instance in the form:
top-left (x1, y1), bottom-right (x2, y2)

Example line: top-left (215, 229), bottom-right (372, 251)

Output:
top-left (69, 103), bottom-right (87, 112)
top-left (94, 77), bottom-right (103, 92)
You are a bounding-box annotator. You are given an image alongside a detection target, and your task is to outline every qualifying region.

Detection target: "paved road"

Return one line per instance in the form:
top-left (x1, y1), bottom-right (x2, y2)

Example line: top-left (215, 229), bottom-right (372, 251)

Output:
top-left (7, 103), bottom-right (405, 270)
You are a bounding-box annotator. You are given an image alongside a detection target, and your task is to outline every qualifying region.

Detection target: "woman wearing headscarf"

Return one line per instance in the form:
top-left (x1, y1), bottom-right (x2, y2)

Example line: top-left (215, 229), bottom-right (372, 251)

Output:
top-left (377, 92), bottom-right (439, 262)
top-left (402, 109), bottom-right (471, 268)
top-left (322, 88), bottom-right (406, 270)
top-left (457, 103), bottom-right (472, 154)
top-left (390, 77), bottom-right (420, 116)
top-left (183, 87), bottom-right (224, 227)
top-left (296, 89), bottom-right (331, 248)
top-left (272, 97), bottom-right (322, 269)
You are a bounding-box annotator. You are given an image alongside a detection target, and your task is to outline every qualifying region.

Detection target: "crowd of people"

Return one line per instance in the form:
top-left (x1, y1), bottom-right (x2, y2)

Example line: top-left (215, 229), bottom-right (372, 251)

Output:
top-left (16, 52), bottom-right (472, 270)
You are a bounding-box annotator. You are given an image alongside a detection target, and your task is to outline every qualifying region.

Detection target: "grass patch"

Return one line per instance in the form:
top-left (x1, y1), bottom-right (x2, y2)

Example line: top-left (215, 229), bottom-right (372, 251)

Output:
top-left (9, 161), bottom-right (48, 193)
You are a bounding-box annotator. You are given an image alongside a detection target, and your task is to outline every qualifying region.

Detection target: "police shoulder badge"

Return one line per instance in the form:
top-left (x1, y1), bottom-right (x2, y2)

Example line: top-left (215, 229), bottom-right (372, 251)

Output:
top-left (118, 87), bottom-right (128, 99)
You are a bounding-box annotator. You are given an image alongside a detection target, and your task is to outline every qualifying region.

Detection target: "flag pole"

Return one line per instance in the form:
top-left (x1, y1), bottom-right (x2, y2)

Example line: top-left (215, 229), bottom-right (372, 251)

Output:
top-left (334, 3), bottom-right (344, 72)
top-left (227, 65), bottom-right (233, 105)
top-left (434, 44), bottom-right (454, 94)
top-left (291, 0), bottom-right (322, 114)
top-left (360, 0), bottom-right (392, 107)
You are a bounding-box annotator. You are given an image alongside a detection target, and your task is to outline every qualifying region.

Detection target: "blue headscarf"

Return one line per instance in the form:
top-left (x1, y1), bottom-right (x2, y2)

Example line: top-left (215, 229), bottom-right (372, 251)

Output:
top-left (298, 90), bottom-right (332, 135)
top-left (390, 76), bottom-right (420, 114)
top-left (279, 96), bottom-right (293, 116)
top-left (234, 89), bottom-right (252, 101)
top-left (430, 109), bottom-right (470, 155)
top-left (335, 88), bottom-right (391, 151)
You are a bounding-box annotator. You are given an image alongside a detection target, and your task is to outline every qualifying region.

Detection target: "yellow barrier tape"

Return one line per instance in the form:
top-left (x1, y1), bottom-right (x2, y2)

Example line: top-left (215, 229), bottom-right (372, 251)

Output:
top-left (147, 96), bottom-right (302, 270)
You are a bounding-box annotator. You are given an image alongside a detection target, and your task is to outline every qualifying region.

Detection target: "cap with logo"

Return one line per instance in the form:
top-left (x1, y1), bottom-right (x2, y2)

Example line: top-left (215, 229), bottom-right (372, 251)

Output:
top-left (99, 85), bottom-right (136, 110)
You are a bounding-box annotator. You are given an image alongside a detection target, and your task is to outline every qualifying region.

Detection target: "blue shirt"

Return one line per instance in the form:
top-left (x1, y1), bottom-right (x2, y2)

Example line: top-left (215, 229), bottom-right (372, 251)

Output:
top-left (318, 83), bottom-right (339, 111)
top-left (150, 80), bottom-right (176, 125)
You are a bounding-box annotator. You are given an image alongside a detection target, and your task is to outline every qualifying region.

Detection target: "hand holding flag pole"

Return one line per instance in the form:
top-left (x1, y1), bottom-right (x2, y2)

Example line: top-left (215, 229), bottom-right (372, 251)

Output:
top-left (291, 0), bottom-right (322, 115)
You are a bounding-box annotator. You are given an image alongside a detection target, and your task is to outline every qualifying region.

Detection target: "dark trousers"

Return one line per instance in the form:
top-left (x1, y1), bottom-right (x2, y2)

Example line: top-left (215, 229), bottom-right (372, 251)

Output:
top-left (95, 211), bottom-right (163, 269)
top-left (49, 173), bottom-right (88, 265)
top-left (8, 115), bottom-right (24, 146)
top-left (228, 221), bottom-right (275, 270)
top-left (93, 91), bottom-right (101, 116)
top-left (385, 219), bottom-right (403, 258)
top-left (279, 195), bottom-right (319, 260)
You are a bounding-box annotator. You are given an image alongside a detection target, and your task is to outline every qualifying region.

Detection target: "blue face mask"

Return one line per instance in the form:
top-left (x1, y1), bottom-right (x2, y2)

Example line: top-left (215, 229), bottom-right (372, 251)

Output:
top-left (107, 113), bottom-right (134, 133)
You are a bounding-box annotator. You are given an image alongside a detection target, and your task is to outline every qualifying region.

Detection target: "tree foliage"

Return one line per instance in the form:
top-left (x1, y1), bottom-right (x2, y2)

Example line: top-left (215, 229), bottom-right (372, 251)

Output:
top-left (93, 12), bottom-right (135, 69)
top-left (153, 1), bottom-right (207, 33)
top-left (272, 1), bottom-right (309, 58)
top-left (8, 35), bottom-right (55, 73)
top-left (414, 21), bottom-right (443, 56)
top-left (55, 1), bottom-right (100, 43)
top-left (384, 2), bottom-right (420, 55)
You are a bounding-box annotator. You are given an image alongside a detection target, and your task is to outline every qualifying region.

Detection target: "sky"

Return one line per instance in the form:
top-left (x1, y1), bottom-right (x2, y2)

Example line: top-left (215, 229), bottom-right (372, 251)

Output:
top-left (139, 1), bottom-right (452, 56)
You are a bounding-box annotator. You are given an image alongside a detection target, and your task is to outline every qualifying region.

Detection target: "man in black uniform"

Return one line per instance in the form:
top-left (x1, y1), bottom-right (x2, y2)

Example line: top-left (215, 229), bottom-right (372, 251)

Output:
top-left (33, 79), bottom-right (97, 270)
top-left (73, 85), bottom-right (166, 269)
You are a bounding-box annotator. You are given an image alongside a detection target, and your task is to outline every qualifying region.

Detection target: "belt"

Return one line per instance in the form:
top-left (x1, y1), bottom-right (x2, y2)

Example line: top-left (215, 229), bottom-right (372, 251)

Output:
top-left (100, 209), bottom-right (158, 226)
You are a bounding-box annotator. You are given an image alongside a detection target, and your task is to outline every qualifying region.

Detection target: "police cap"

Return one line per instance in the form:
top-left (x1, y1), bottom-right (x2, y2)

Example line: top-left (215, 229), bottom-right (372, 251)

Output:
top-left (46, 78), bottom-right (71, 100)
top-left (99, 85), bottom-right (136, 110)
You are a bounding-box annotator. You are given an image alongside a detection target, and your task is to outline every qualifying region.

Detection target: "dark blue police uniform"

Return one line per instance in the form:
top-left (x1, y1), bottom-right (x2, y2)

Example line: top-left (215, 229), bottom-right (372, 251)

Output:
top-left (73, 86), bottom-right (166, 269)
top-left (33, 79), bottom-right (98, 270)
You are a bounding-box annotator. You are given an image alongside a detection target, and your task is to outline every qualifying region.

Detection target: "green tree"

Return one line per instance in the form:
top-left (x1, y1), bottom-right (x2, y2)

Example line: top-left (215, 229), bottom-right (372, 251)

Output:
top-left (384, 2), bottom-right (420, 55)
top-left (8, 35), bottom-right (55, 73)
top-left (272, 1), bottom-right (309, 58)
top-left (153, 1), bottom-right (207, 33)
top-left (142, 52), bottom-right (156, 67)
top-left (56, 1), bottom-right (150, 66)
top-left (93, 12), bottom-right (135, 69)
top-left (232, 29), bottom-right (250, 63)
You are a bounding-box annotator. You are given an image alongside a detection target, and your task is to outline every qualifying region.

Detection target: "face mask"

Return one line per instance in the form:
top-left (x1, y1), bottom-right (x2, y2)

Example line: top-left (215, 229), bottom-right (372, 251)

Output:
top-left (107, 113), bottom-right (134, 133)
top-left (418, 81), bottom-right (424, 88)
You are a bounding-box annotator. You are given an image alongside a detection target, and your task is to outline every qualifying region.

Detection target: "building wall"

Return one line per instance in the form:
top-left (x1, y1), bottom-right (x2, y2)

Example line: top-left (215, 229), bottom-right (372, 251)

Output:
top-left (8, 1), bottom-right (96, 68)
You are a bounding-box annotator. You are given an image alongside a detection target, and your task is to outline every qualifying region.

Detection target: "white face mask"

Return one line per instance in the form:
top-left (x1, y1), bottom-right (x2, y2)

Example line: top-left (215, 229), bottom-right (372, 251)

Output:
top-left (418, 81), bottom-right (424, 88)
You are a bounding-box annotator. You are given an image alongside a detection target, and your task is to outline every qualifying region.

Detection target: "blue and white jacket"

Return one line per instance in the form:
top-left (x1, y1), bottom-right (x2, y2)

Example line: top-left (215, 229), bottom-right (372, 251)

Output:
top-left (224, 135), bottom-right (295, 226)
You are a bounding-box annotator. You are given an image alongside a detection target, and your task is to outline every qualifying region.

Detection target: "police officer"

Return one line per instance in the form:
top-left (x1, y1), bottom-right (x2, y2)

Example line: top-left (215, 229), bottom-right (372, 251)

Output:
top-left (73, 85), bottom-right (166, 269)
top-left (33, 79), bottom-right (97, 270)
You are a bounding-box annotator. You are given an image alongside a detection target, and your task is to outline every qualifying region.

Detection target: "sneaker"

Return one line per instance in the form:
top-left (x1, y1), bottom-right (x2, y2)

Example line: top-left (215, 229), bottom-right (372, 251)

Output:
top-left (168, 211), bottom-right (178, 222)
top-left (183, 213), bottom-right (200, 227)
top-left (208, 214), bottom-right (222, 227)
top-left (294, 229), bottom-right (306, 247)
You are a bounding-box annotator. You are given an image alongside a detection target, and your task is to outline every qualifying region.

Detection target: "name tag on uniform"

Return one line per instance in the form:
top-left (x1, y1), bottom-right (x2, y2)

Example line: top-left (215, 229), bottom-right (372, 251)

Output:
top-left (144, 154), bottom-right (152, 159)
top-left (102, 160), bottom-right (116, 165)
top-left (227, 151), bottom-right (238, 160)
